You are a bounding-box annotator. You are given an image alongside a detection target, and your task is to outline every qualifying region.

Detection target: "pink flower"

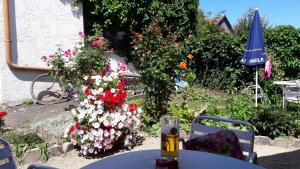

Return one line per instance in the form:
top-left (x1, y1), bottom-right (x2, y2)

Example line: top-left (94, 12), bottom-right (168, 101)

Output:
top-left (92, 39), bottom-right (101, 47)
top-left (72, 49), bottom-right (77, 55)
top-left (41, 56), bottom-right (47, 61)
top-left (118, 63), bottom-right (127, 71)
top-left (78, 31), bottom-right (84, 36)
top-left (91, 37), bottom-right (105, 47)
top-left (64, 49), bottom-right (71, 57)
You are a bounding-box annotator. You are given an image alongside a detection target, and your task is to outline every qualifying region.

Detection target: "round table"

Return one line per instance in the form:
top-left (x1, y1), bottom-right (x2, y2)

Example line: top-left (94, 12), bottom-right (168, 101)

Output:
top-left (81, 150), bottom-right (264, 169)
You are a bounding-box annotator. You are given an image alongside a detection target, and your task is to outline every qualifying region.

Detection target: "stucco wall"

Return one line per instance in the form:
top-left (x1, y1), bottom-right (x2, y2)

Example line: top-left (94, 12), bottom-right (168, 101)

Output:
top-left (0, 0), bottom-right (83, 105)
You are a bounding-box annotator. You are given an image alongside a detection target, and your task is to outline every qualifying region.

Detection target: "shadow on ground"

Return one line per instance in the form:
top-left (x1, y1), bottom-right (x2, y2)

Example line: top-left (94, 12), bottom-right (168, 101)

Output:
top-left (2, 100), bottom-right (79, 128)
top-left (258, 149), bottom-right (300, 169)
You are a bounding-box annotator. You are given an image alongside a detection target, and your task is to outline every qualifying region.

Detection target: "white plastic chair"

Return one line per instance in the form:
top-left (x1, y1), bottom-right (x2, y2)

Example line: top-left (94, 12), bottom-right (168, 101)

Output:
top-left (243, 85), bottom-right (264, 101)
top-left (0, 139), bottom-right (57, 169)
top-left (182, 116), bottom-right (257, 164)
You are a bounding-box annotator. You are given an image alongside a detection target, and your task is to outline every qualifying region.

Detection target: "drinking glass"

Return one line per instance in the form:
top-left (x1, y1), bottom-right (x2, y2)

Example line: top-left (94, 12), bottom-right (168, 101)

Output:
top-left (160, 115), bottom-right (179, 160)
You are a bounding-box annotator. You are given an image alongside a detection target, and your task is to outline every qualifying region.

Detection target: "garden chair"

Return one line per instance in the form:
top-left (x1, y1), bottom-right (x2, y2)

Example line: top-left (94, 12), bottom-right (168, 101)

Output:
top-left (181, 116), bottom-right (257, 164)
top-left (0, 139), bottom-right (57, 169)
top-left (243, 84), bottom-right (265, 101)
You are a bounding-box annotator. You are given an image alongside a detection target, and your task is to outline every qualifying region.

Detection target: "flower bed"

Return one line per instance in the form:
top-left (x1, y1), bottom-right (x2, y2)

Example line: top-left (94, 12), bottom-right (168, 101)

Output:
top-left (64, 61), bottom-right (142, 155)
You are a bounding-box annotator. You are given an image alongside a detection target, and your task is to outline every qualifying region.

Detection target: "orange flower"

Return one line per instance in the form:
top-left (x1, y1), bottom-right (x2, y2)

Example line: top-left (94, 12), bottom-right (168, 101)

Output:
top-left (187, 54), bottom-right (193, 60)
top-left (173, 34), bottom-right (178, 41)
top-left (184, 74), bottom-right (188, 80)
top-left (179, 62), bottom-right (187, 70)
top-left (154, 27), bottom-right (161, 33)
top-left (135, 33), bottom-right (143, 41)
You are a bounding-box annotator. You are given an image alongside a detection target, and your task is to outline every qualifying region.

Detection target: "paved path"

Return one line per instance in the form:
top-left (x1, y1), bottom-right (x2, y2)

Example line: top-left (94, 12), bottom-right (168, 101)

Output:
top-left (1, 100), bottom-right (78, 128)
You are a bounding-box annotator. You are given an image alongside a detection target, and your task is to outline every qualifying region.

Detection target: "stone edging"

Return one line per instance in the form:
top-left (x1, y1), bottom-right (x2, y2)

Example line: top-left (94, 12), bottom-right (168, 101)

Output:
top-left (254, 136), bottom-right (300, 148)
top-left (19, 142), bottom-right (75, 165)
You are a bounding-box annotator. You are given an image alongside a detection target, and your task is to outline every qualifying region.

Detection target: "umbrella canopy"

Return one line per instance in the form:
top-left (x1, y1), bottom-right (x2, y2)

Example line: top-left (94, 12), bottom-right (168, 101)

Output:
top-left (240, 9), bottom-right (267, 107)
top-left (240, 9), bottom-right (267, 67)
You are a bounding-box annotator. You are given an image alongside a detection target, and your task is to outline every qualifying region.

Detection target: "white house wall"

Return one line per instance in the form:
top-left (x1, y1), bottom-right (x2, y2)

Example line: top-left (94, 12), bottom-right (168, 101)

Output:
top-left (0, 0), bottom-right (83, 105)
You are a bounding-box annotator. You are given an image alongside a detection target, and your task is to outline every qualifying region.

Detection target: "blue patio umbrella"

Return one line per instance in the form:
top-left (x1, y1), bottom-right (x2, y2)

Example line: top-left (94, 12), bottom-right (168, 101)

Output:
top-left (241, 9), bottom-right (267, 107)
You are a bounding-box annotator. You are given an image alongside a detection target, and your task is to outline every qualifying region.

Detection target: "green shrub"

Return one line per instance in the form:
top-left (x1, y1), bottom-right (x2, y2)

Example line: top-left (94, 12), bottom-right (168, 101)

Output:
top-left (250, 106), bottom-right (300, 139)
top-left (169, 106), bottom-right (195, 133)
top-left (6, 132), bottom-right (46, 158)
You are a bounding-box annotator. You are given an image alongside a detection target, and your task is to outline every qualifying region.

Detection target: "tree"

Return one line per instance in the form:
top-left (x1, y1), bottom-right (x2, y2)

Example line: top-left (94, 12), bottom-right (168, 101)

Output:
top-left (234, 8), bottom-right (270, 35)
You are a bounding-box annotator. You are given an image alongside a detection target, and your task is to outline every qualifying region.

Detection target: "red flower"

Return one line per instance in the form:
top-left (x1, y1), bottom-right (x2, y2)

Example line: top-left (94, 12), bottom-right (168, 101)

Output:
top-left (75, 122), bottom-right (80, 129)
top-left (100, 69), bottom-right (106, 76)
top-left (0, 111), bottom-right (7, 117)
top-left (68, 126), bottom-right (75, 136)
top-left (129, 104), bottom-right (138, 113)
top-left (91, 37), bottom-right (105, 47)
top-left (85, 89), bottom-right (92, 95)
top-left (92, 39), bottom-right (101, 47)
top-left (120, 78), bottom-right (128, 85)
top-left (117, 84), bottom-right (124, 90)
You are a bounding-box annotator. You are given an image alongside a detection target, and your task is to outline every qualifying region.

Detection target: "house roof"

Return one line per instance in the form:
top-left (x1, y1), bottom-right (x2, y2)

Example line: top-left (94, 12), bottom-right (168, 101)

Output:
top-left (211, 15), bottom-right (234, 33)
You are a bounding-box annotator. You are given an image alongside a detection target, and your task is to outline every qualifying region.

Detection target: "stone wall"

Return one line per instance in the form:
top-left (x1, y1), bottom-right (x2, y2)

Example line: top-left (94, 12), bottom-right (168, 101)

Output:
top-left (0, 0), bottom-right (83, 105)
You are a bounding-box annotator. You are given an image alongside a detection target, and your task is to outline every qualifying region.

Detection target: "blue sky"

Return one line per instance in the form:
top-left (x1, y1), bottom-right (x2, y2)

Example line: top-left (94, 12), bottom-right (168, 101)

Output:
top-left (200, 0), bottom-right (300, 28)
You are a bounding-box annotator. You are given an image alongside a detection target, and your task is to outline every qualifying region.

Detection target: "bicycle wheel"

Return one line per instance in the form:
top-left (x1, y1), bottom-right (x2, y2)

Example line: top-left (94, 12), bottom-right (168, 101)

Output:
top-left (30, 73), bottom-right (63, 104)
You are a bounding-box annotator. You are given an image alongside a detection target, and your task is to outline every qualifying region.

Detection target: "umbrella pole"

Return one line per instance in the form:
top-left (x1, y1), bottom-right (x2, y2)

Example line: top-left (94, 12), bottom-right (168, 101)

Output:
top-left (255, 66), bottom-right (258, 107)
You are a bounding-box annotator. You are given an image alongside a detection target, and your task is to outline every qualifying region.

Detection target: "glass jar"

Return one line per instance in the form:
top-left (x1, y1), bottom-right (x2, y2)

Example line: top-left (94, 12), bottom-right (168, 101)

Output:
top-left (160, 115), bottom-right (179, 161)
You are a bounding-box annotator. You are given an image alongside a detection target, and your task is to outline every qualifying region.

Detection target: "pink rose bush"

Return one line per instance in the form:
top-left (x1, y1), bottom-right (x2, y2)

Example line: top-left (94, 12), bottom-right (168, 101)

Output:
top-left (64, 61), bottom-right (141, 155)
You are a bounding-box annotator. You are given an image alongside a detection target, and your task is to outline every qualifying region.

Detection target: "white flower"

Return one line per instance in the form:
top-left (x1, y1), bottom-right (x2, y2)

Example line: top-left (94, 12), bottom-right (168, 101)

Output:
top-left (98, 116), bottom-right (105, 122)
top-left (117, 122), bottom-right (124, 129)
top-left (137, 107), bottom-right (142, 113)
top-left (109, 60), bottom-right (119, 72)
top-left (92, 122), bottom-right (100, 128)
top-left (116, 131), bottom-right (122, 137)
top-left (71, 137), bottom-right (77, 145)
top-left (83, 76), bottom-right (89, 81)
top-left (89, 134), bottom-right (95, 141)
top-left (78, 130), bottom-right (84, 135)
top-left (104, 130), bottom-right (109, 137)
top-left (103, 120), bottom-right (110, 127)
top-left (110, 129), bottom-right (115, 135)
top-left (71, 109), bottom-right (77, 116)
top-left (123, 104), bottom-right (129, 111)
top-left (111, 88), bottom-right (116, 93)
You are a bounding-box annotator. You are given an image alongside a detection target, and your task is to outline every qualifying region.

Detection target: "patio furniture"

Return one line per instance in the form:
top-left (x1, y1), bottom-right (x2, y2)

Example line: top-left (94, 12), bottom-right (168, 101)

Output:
top-left (273, 80), bottom-right (300, 108)
top-left (81, 149), bottom-right (264, 169)
top-left (182, 115), bottom-right (257, 164)
top-left (0, 139), bottom-right (57, 169)
top-left (243, 84), bottom-right (265, 101)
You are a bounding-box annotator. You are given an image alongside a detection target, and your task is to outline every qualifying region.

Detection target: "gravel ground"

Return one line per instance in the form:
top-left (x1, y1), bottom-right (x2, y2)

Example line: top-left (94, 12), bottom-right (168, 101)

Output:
top-left (18, 136), bottom-right (300, 169)
top-left (2, 101), bottom-right (300, 169)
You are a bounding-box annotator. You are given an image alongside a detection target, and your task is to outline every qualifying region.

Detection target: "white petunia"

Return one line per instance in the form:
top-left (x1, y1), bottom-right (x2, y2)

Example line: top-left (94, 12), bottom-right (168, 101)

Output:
top-left (103, 120), bottom-right (110, 127)
top-left (92, 122), bottom-right (100, 128)
top-left (117, 122), bottom-right (124, 129)
top-left (104, 130), bottom-right (109, 137)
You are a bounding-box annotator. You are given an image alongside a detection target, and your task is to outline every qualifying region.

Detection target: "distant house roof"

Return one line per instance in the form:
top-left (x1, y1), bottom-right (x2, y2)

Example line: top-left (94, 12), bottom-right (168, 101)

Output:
top-left (211, 15), bottom-right (234, 33)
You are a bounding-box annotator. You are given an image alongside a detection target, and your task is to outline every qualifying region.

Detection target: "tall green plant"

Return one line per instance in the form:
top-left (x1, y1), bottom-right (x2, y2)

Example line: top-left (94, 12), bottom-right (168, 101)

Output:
top-left (131, 20), bottom-right (193, 123)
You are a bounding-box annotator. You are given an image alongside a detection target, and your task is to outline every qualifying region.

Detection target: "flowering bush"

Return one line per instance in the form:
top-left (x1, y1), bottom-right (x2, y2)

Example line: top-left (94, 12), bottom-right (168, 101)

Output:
top-left (0, 111), bottom-right (7, 132)
top-left (64, 61), bottom-right (141, 155)
top-left (41, 32), bottom-right (110, 92)
top-left (131, 20), bottom-right (193, 124)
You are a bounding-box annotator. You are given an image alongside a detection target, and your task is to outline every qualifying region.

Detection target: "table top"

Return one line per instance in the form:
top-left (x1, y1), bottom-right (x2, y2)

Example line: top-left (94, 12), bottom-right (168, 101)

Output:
top-left (81, 149), bottom-right (264, 169)
top-left (273, 80), bottom-right (299, 86)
